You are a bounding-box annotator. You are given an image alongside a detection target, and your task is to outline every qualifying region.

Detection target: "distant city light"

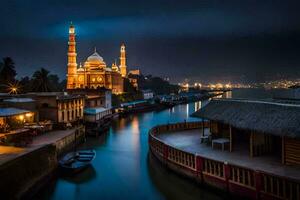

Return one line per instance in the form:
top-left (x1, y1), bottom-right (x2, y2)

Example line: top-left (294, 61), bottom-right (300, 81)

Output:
top-left (177, 78), bottom-right (300, 90)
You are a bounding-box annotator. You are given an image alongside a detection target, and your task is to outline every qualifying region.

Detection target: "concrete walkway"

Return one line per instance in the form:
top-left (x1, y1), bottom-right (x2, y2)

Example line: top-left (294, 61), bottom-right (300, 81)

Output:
top-left (29, 129), bottom-right (76, 147)
top-left (157, 129), bottom-right (300, 180)
top-left (0, 128), bottom-right (77, 165)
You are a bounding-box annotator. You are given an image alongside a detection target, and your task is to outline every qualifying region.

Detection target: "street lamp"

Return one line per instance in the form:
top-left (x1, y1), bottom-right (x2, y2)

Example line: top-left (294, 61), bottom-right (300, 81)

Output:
top-left (7, 83), bottom-right (20, 94)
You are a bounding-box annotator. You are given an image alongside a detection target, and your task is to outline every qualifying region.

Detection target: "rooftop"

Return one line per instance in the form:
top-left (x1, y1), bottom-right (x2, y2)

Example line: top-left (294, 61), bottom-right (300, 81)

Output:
top-left (27, 92), bottom-right (83, 100)
top-left (192, 99), bottom-right (300, 138)
top-left (120, 100), bottom-right (148, 107)
top-left (27, 92), bottom-right (65, 96)
top-left (84, 107), bottom-right (110, 115)
top-left (141, 89), bottom-right (153, 93)
top-left (4, 98), bottom-right (35, 103)
top-left (0, 108), bottom-right (31, 117)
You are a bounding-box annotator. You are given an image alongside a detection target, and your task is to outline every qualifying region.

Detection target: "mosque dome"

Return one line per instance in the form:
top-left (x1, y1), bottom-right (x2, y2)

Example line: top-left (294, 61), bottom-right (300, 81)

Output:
top-left (77, 63), bottom-right (84, 72)
top-left (84, 48), bottom-right (107, 69)
top-left (87, 51), bottom-right (104, 63)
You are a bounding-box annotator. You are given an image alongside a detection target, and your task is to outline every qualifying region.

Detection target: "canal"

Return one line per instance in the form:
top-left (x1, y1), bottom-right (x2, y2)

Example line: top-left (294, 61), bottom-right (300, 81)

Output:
top-left (35, 100), bottom-right (227, 200)
top-left (34, 88), bottom-right (279, 199)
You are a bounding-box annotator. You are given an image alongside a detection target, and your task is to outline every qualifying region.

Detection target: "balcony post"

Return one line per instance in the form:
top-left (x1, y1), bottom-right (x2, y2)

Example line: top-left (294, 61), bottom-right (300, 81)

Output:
top-left (196, 155), bottom-right (203, 181)
top-left (255, 171), bottom-right (262, 200)
top-left (224, 162), bottom-right (230, 191)
top-left (163, 144), bottom-right (169, 161)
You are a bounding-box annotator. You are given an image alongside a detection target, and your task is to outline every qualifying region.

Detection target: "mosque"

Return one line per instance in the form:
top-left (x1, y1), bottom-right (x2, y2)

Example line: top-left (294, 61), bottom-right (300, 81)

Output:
top-left (66, 23), bottom-right (126, 94)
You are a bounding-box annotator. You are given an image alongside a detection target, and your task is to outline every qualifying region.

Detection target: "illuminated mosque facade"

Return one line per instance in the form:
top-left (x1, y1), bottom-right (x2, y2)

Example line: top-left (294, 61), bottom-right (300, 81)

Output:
top-left (66, 23), bottom-right (126, 94)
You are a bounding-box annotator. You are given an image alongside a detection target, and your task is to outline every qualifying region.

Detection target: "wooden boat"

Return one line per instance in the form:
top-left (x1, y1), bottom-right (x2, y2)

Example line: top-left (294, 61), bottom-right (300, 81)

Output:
top-left (59, 149), bottom-right (96, 174)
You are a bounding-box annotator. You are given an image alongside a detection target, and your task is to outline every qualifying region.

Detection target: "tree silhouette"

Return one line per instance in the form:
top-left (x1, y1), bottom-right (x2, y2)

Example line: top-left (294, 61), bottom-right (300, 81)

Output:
top-left (0, 57), bottom-right (17, 92)
top-left (31, 68), bottom-right (52, 92)
top-left (19, 76), bottom-right (32, 93)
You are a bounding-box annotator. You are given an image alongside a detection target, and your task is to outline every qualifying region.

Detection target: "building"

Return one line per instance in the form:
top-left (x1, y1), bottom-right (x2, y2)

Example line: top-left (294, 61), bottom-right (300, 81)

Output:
top-left (127, 69), bottom-right (141, 90)
top-left (3, 98), bottom-right (37, 115)
top-left (128, 69), bottom-right (140, 76)
top-left (66, 23), bottom-right (126, 94)
top-left (84, 107), bottom-right (112, 123)
top-left (192, 99), bottom-right (300, 166)
top-left (141, 89), bottom-right (154, 100)
top-left (29, 92), bottom-right (84, 126)
top-left (148, 98), bottom-right (300, 199)
top-left (67, 88), bottom-right (111, 109)
top-left (0, 108), bottom-right (35, 133)
top-left (67, 88), bottom-right (112, 133)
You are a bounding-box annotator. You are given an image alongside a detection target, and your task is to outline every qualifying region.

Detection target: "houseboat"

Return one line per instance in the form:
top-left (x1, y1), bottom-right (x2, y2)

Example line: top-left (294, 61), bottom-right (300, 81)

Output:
top-left (119, 100), bottom-right (157, 115)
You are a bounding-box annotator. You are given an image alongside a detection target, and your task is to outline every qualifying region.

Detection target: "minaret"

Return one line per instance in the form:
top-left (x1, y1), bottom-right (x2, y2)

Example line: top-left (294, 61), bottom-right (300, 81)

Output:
top-left (119, 43), bottom-right (127, 77)
top-left (67, 22), bottom-right (78, 89)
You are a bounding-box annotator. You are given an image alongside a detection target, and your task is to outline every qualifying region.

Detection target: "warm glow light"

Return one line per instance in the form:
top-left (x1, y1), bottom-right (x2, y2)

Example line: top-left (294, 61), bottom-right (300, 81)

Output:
top-left (69, 27), bottom-right (75, 34)
top-left (19, 115), bottom-right (24, 120)
top-left (7, 83), bottom-right (20, 94)
top-left (225, 84), bottom-right (231, 88)
top-left (216, 83), bottom-right (223, 88)
top-left (25, 113), bottom-right (33, 117)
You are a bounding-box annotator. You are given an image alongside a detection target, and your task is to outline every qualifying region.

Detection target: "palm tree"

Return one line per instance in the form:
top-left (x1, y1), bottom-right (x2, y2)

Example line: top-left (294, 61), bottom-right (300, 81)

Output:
top-left (0, 57), bottom-right (17, 92)
top-left (32, 68), bottom-right (52, 92)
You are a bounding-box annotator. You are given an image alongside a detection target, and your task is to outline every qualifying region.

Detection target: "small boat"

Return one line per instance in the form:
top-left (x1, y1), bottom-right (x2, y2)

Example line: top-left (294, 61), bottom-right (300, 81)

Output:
top-left (59, 149), bottom-right (96, 174)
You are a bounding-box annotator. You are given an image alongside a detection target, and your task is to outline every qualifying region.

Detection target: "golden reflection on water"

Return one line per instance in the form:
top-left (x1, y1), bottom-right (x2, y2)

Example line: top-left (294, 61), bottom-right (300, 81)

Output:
top-left (131, 116), bottom-right (140, 151)
top-left (194, 101), bottom-right (202, 112)
top-left (118, 117), bottom-right (126, 130)
top-left (186, 103), bottom-right (189, 118)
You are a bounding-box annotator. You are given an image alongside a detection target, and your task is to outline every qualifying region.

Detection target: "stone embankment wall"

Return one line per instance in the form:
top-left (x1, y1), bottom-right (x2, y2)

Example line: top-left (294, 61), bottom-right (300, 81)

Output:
top-left (55, 127), bottom-right (85, 157)
top-left (0, 127), bottom-right (85, 199)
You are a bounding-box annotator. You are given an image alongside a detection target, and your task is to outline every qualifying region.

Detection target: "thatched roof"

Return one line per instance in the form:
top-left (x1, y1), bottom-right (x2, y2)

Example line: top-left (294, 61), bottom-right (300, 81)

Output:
top-left (191, 99), bottom-right (300, 138)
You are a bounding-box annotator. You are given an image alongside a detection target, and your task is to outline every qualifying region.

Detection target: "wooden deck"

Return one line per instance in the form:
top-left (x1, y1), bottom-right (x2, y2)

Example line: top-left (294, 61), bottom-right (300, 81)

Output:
top-left (157, 129), bottom-right (300, 180)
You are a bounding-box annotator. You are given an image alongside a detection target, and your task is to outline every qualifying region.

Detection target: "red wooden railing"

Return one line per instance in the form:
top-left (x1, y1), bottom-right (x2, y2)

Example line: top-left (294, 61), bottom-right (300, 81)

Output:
top-left (149, 121), bottom-right (300, 200)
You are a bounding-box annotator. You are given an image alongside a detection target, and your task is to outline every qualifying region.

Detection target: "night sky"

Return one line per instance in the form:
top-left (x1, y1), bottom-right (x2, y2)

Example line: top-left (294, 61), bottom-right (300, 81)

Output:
top-left (0, 0), bottom-right (300, 83)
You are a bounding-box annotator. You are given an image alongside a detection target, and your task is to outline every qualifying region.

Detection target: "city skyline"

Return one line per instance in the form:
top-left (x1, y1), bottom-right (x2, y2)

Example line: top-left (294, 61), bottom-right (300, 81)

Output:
top-left (0, 0), bottom-right (300, 83)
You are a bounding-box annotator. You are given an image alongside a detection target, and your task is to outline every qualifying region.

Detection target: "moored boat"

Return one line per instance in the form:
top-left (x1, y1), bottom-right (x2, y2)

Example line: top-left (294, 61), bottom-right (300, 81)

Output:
top-left (59, 149), bottom-right (96, 174)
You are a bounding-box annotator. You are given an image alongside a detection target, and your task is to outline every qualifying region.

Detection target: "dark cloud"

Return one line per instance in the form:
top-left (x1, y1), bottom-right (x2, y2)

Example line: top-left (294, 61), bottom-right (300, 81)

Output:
top-left (0, 0), bottom-right (299, 83)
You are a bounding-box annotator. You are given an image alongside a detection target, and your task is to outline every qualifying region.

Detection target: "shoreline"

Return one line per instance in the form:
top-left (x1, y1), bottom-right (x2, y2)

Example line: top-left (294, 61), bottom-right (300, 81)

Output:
top-left (0, 127), bottom-right (85, 199)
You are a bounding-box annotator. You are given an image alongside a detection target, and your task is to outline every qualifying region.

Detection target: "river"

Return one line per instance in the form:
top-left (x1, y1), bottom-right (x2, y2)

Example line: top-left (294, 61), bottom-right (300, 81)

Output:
top-left (35, 88), bottom-right (280, 200)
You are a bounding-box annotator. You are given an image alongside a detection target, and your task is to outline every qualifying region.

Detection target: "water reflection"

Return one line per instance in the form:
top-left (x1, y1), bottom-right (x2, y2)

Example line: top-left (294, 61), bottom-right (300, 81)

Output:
top-left (194, 101), bottom-right (201, 112)
top-left (186, 103), bottom-right (189, 118)
top-left (147, 153), bottom-right (225, 200)
top-left (35, 100), bottom-right (219, 200)
top-left (131, 115), bottom-right (140, 160)
top-left (223, 90), bottom-right (232, 98)
top-left (61, 166), bottom-right (97, 184)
